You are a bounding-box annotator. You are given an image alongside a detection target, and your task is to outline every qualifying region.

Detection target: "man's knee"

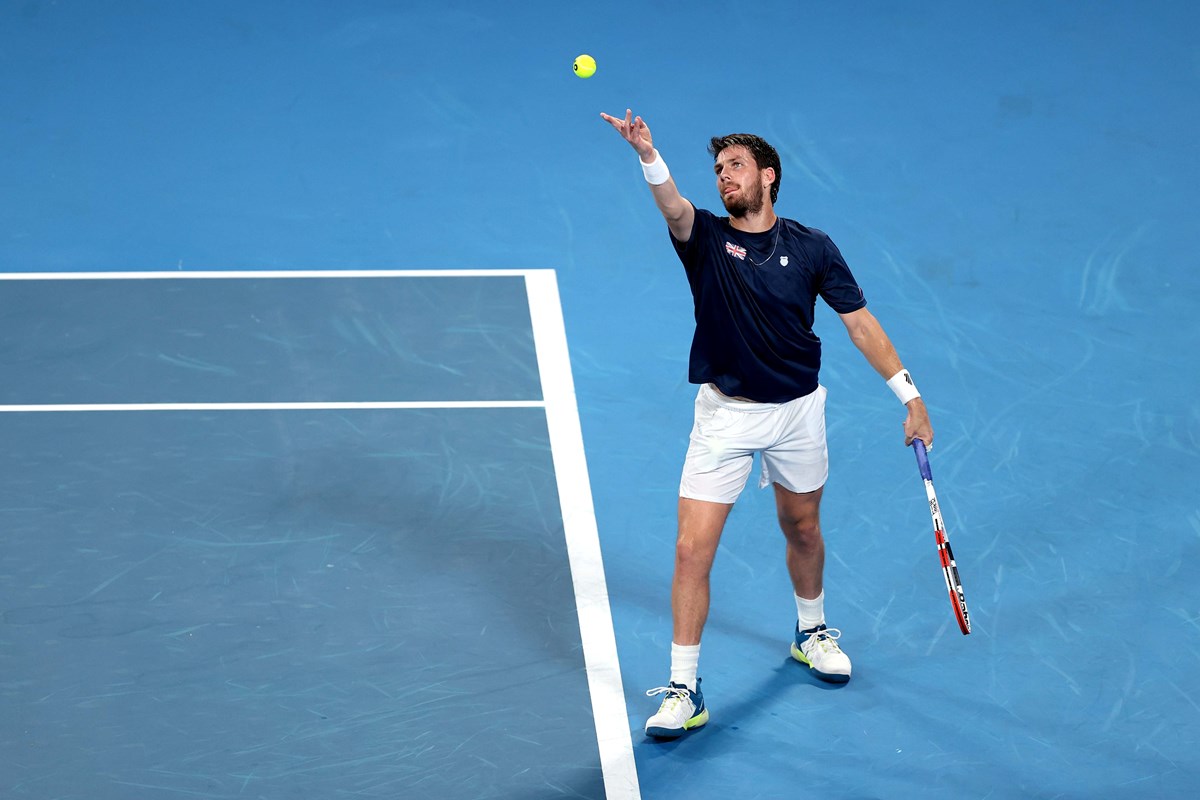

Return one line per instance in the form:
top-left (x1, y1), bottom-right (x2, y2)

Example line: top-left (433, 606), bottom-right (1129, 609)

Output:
top-left (675, 499), bottom-right (730, 576)
top-left (674, 530), bottom-right (720, 575)
top-left (777, 502), bottom-right (822, 547)
top-left (775, 483), bottom-right (823, 544)
top-left (780, 515), bottom-right (822, 548)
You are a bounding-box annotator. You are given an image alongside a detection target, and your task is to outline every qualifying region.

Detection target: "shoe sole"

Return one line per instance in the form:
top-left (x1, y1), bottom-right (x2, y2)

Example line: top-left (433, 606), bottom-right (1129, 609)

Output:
top-left (645, 708), bottom-right (709, 739)
top-left (790, 642), bottom-right (851, 683)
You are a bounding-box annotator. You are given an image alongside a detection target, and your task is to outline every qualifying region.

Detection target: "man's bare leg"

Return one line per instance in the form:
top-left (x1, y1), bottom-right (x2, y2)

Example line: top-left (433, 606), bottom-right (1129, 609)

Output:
top-left (671, 496), bottom-right (734, 645)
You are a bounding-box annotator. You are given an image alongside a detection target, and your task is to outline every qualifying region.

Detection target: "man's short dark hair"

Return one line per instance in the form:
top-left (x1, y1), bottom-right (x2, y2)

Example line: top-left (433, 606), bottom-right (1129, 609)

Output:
top-left (708, 134), bottom-right (782, 204)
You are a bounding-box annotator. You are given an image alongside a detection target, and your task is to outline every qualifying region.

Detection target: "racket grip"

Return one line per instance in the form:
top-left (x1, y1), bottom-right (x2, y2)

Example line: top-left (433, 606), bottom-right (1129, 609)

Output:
top-left (913, 438), bottom-right (933, 481)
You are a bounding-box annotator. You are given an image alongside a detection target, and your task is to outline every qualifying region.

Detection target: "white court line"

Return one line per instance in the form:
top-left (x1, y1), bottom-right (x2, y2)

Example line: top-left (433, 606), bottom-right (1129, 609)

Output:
top-left (525, 271), bottom-right (640, 800)
top-left (0, 401), bottom-right (543, 413)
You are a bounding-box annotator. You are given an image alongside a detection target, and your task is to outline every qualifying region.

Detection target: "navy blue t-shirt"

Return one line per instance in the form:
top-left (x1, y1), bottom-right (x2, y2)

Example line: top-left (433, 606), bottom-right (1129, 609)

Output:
top-left (671, 206), bottom-right (867, 403)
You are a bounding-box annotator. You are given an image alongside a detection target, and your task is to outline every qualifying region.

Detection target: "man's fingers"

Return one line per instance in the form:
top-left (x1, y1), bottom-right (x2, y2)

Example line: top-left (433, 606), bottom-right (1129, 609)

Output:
top-left (600, 111), bottom-right (635, 138)
top-left (904, 425), bottom-right (933, 451)
top-left (601, 109), bottom-right (647, 148)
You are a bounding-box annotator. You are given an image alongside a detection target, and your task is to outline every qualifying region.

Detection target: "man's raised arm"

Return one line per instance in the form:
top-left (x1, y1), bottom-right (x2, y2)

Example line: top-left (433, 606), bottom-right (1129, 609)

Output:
top-left (600, 108), bottom-right (695, 242)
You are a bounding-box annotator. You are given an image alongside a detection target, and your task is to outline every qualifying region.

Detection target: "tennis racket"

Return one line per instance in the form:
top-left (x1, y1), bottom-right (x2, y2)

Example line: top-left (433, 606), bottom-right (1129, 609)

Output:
top-left (912, 439), bottom-right (971, 635)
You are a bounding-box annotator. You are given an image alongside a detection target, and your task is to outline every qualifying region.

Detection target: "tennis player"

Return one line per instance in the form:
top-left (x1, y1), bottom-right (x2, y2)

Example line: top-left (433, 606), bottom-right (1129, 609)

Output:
top-left (600, 109), bottom-right (934, 739)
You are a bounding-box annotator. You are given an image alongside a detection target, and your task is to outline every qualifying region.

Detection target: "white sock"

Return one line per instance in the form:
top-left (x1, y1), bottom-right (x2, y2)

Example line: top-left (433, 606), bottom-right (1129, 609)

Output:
top-left (796, 591), bottom-right (825, 631)
top-left (669, 643), bottom-right (700, 691)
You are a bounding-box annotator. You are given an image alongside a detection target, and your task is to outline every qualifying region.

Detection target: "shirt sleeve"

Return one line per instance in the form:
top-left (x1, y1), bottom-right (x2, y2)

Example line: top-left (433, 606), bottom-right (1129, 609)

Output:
top-left (670, 203), bottom-right (708, 263)
top-left (818, 234), bottom-right (867, 313)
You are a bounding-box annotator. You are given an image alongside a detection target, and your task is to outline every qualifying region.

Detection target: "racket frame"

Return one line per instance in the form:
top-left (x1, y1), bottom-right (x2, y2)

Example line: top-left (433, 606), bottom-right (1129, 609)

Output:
top-left (913, 439), bottom-right (971, 635)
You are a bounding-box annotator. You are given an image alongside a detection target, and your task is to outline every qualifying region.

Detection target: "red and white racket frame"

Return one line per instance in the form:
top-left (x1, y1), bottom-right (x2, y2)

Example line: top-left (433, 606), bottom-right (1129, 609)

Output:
top-left (913, 439), bottom-right (971, 635)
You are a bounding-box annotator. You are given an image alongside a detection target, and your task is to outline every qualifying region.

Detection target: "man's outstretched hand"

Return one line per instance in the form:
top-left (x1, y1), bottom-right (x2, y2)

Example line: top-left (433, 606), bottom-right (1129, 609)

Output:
top-left (600, 108), bottom-right (655, 161)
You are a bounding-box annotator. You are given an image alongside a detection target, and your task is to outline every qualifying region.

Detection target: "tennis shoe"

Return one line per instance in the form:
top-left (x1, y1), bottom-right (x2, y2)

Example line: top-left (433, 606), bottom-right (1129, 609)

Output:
top-left (644, 679), bottom-right (708, 739)
top-left (791, 624), bottom-right (852, 683)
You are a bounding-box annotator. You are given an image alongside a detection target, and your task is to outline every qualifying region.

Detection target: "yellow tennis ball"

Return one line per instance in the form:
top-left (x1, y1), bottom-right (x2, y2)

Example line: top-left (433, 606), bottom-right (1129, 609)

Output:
top-left (573, 54), bottom-right (596, 79)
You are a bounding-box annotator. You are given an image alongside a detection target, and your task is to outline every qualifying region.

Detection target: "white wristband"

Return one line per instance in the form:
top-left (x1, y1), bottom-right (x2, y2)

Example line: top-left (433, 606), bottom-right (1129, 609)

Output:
top-left (887, 369), bottom-right (921, 405)
top-left (640, 149), bottom-right (670, 185)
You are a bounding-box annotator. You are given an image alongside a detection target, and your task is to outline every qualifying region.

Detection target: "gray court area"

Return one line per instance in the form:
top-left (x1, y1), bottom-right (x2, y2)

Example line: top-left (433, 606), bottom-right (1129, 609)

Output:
top-left (0, 276), bottom-right (540, 403)
top-left (1, 277), bottom-right (602, 799)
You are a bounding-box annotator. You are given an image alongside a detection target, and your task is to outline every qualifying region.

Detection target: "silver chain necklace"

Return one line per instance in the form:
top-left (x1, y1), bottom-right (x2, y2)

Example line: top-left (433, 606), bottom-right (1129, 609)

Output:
top-left (747, 219), bottom-right (781, 266)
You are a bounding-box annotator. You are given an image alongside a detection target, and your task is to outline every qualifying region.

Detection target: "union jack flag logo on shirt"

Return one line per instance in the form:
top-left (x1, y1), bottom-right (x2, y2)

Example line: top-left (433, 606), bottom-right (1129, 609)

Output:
top-left (725, 241), bottom-right (747, 260)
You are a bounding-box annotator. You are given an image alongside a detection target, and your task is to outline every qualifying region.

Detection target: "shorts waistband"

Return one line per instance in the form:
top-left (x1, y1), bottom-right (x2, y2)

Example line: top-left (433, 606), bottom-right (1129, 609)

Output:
top-left (702, 383), bottom-right (779, 411)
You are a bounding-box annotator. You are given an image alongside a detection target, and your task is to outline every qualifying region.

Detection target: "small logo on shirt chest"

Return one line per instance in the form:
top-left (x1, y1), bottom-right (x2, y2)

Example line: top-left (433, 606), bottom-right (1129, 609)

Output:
top-left (780, 256), bottom-right (789, 266)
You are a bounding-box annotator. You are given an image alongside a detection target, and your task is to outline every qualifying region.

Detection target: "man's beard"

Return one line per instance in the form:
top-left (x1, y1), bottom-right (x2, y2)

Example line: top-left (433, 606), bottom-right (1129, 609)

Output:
top-left (721, 180), bottom-right (765, 218)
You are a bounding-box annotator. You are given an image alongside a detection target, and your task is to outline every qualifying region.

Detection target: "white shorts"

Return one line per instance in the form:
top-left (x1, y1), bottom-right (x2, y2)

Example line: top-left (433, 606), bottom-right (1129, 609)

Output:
top-left (679, 382), bottom-right (829, 504)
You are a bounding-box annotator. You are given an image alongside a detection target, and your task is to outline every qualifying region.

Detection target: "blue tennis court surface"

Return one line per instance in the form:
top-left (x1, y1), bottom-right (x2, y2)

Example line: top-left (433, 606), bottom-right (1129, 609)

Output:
top-left (3, 2), bottom-right (1198, 799)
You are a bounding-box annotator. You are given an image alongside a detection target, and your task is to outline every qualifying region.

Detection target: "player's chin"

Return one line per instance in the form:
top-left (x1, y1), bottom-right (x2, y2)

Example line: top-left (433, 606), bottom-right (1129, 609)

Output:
top-left (722, 196), bottom-right (748, 216)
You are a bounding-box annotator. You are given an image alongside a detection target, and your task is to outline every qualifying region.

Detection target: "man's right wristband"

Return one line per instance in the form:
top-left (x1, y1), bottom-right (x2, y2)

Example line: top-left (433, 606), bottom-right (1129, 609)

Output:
top-left (887, 369), bottom-right (921, 405)
top-left (640, 150), bottom-right (670, 185)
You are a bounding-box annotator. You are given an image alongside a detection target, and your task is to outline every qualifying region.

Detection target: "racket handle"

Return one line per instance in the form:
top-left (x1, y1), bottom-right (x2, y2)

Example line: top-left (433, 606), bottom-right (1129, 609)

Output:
top-left (912, 438), bottom-right (932, 481)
